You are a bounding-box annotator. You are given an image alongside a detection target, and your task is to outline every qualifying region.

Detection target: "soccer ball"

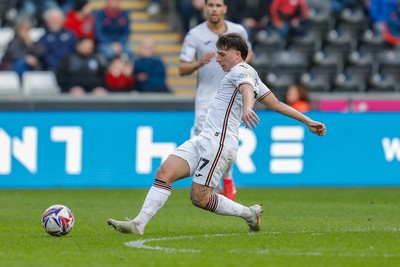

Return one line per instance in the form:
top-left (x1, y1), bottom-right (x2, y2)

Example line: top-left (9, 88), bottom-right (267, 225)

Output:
top-left (41, 204), bottom-right (74, 236)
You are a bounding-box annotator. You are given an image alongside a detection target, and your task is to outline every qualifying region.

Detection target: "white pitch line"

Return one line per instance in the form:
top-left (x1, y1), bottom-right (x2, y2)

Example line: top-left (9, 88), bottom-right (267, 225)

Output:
top-left (125, 233), bottom-right (236, 253)
top-left (125, 228), bottom-right (400, 255)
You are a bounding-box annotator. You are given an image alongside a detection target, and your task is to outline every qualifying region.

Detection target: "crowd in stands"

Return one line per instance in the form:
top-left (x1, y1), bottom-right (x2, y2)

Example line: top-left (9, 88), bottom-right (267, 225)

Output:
top-left (0, 0), bottom-right (170, 96)
top-left (1, 0), bottom-right (400, 99)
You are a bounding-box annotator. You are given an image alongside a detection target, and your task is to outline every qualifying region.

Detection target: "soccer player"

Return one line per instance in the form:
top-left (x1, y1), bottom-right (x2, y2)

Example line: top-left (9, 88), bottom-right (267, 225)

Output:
top-left (178, 0), bottom-right (253, 200)
top-left (108, 32), bottom-right (327, 235)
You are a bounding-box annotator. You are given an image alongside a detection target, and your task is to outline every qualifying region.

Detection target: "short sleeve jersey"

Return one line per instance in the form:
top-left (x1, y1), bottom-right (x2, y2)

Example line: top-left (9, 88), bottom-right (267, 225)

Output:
top-left (179, 21), bottom-right (252, 132)
top-left (200, 62), bottom-right (272, 149)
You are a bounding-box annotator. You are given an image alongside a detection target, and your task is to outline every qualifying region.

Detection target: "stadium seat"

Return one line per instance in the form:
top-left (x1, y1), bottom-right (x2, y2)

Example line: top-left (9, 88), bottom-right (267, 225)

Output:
top-left (253, 29), bottom-right (286, 54)
top-left (368, 72), bottom-right (399, 92)
top-left (288, 30), bottom-right (322, 54)
top-left (323, 28), bottom-right (357, 54)
top-left (29, 27), bottom-right (45, 42)
top-left (270, 50), bottom-right (309, 75)
top-left (376, 48), bottom-right (400, 74)
top-left (251, 52), bottom-right (272, 79)
top-left (306, 0), bottom-right (333, 36)
top-left (0, 71), bottom-right (21, 96)
top-left (358, 29), bottom-right (388, 54)
top-left (345, 50), bottom-right (376, 75)
top-left (336, 6), bottom-right (367, 27)
top-left (0, 27), bottom-right (14, 53)
top-left (22, 71), bottom-right (61, 96)
top-left (300, 70), bottom-right (332, 92)
top-left (311, 50), bottom-right (344, 75)
top-left (265, 72), bottom-right (297, 101)
top-left (332, 70), bottom-right (367, 92)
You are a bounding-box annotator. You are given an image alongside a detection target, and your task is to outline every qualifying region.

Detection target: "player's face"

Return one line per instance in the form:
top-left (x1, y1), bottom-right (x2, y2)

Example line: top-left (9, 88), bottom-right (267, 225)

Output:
top-left (204, 0), bottom-right (227, 24)
top-left (216, 48), bottom-right (241, 72)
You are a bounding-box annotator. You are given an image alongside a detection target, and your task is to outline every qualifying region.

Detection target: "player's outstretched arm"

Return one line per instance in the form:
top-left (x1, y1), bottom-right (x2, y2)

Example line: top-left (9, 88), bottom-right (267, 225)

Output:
top-left (240, 83), bottom-right (259, 129)
top-left (260, 92), bottom-right (326, 136)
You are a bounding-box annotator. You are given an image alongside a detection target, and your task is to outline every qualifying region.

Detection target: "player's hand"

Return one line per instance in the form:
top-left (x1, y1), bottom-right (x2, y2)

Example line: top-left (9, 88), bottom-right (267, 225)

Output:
top-left (243, 108), bottom-right (259, 129)
top-left (200, 52), bottom-right (215, 66)
top-left (308, 121), bottom-right (326, 136)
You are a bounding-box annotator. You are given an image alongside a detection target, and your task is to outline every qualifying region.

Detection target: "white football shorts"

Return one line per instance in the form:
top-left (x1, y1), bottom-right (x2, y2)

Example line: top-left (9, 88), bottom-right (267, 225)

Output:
top-left (172, 135), bottom-right (237, 188)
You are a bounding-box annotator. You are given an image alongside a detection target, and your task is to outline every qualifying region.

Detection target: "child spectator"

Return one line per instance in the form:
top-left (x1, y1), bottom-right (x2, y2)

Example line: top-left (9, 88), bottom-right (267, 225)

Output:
top-left (64, 0), bottom-right (96, 39)
top-left (105, 55), bottom-right (136, 92)
top-left (285, 83), bottom-right (310, 112)
top-left (56, 37), bottom-right (107, 95)
top-left (134, 37), bottom-right (170, 93)
top-left (95, 0), bottom-right (134, 61)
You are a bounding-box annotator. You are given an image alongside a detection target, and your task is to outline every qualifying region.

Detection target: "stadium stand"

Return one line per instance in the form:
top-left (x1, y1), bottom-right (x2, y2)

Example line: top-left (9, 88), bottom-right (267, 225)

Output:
top-left (22, 71), bottom-right (61, 96)
top-left (0, 71), bottom-right (21, 96)
top-left (0, 0), bottom-right (400, 111)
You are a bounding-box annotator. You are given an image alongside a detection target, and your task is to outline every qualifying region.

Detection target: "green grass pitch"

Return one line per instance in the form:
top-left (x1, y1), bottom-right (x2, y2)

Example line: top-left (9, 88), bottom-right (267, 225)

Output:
top-left (1, 187), bottom-right (399, 267)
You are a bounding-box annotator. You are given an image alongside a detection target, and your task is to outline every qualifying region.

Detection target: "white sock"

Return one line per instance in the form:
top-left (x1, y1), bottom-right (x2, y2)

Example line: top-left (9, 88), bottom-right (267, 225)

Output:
top-left (134, 180), bottom-right (171, 227)
top-left (206, 193), bottom-right (252, 220)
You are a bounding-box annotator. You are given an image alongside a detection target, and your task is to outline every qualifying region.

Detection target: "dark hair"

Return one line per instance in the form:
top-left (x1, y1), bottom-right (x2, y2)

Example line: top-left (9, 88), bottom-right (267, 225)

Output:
top-left (296, 83), bottom-right (310, 102)
top-left (74, 0), bottom-right (88, 11)
top-left (205, 0), bottom-right (227, 5)
top-left (216, 33), bottom-right (248, 60)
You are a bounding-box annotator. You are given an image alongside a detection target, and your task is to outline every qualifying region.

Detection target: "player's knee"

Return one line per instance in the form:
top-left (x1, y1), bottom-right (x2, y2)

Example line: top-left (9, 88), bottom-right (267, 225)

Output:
top-left (190, 190), bottom-right (208, 209)
top-left (155, 164), bottom-right (172, 184)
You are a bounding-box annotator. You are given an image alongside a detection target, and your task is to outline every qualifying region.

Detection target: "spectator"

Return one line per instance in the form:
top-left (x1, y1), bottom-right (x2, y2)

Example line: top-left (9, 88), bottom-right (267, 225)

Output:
top-left (285, 83), bottom-right (310, 112)
top-left (134, 37), bottom-right (170, 93)
top-left (270, 0), bottom-right (309, 39)
top-left (147, 0), bottom-right (162, 17)
top-left (64, 0), bottom-right (96, 39)
top-left (57, 0), bottom-right (75, 14)
top-left (13, 0), bottom-right (59, 26)
top-left (95, 0), bottom-right (133, 61)
top-left (56, 37), bottom-right (107, 95)
top-left (368, 0), bottom-right (395, 33)
top-left (383, 3), bottom-right (400, 46)
top-left (175, 0), bottom-right (205, 36)
top-left (105, 55), bottom-right (136, 92)
top-left (227, 0), bottom-right (271, 41)
top-left (0, 17), bottom-right (44, 76)
top-left (38, 7), bottom-right (77, 72)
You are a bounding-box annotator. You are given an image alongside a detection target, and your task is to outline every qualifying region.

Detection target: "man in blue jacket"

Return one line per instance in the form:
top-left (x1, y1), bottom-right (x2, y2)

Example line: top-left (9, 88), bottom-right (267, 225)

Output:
top-left (39, 7), bottom-right (77, 72)
top-left (95, 0), bottom-right (134, 62)
top-left (134, 37), bottom-right (170, 93)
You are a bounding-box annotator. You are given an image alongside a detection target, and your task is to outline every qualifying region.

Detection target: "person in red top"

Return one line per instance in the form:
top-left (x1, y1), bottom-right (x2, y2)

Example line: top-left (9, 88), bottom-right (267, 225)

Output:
top-left (285, 83), bottom-right (311, 112)
top-left (64, 0), bottom-right (95, 39)
top-left (105, 55), bottom-right (136, 92)
top-left (270, 0), bottom-right (309, 39)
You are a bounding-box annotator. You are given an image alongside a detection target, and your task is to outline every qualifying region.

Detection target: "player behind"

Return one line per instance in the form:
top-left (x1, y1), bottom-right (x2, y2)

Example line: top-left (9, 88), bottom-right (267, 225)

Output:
top-left (108, 32), bottom-right (326, 235)
top-left (178, 0), bottom-right (253, 200)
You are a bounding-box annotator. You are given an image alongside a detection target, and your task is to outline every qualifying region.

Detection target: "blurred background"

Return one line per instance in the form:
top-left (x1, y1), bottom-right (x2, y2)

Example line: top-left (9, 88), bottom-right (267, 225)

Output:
top-left (0, 0), bottom-right (399, 188)
top-left (0, 0), bottom-right (399, 111)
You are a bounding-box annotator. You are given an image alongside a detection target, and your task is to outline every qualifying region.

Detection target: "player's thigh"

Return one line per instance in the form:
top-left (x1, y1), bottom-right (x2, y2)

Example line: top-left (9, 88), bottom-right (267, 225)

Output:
top-left (166, 137), bottom-right (202, 181)
top-left (193, 140), bottom-right (237, 188)
top-left (156, 154), bottom-right (190, 183)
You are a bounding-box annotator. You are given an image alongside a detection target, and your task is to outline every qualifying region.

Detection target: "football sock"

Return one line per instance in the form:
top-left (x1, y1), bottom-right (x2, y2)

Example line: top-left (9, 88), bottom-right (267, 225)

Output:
top-left (134, 179), bottom-right (171, 226)
top-left (205, 193), bottom-right (252, 219)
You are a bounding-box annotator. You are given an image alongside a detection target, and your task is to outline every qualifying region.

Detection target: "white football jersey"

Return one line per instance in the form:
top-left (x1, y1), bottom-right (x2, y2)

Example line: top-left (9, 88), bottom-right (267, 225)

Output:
top-left (200, 62), bottom-right (271, 149)
top-left (180, 21), bottom-right (252, 135)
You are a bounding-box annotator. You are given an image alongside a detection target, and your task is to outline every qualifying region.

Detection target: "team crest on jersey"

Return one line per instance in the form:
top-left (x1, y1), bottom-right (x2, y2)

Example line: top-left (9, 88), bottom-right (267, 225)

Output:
top-left (237, 71), bottom-right (250, 79)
